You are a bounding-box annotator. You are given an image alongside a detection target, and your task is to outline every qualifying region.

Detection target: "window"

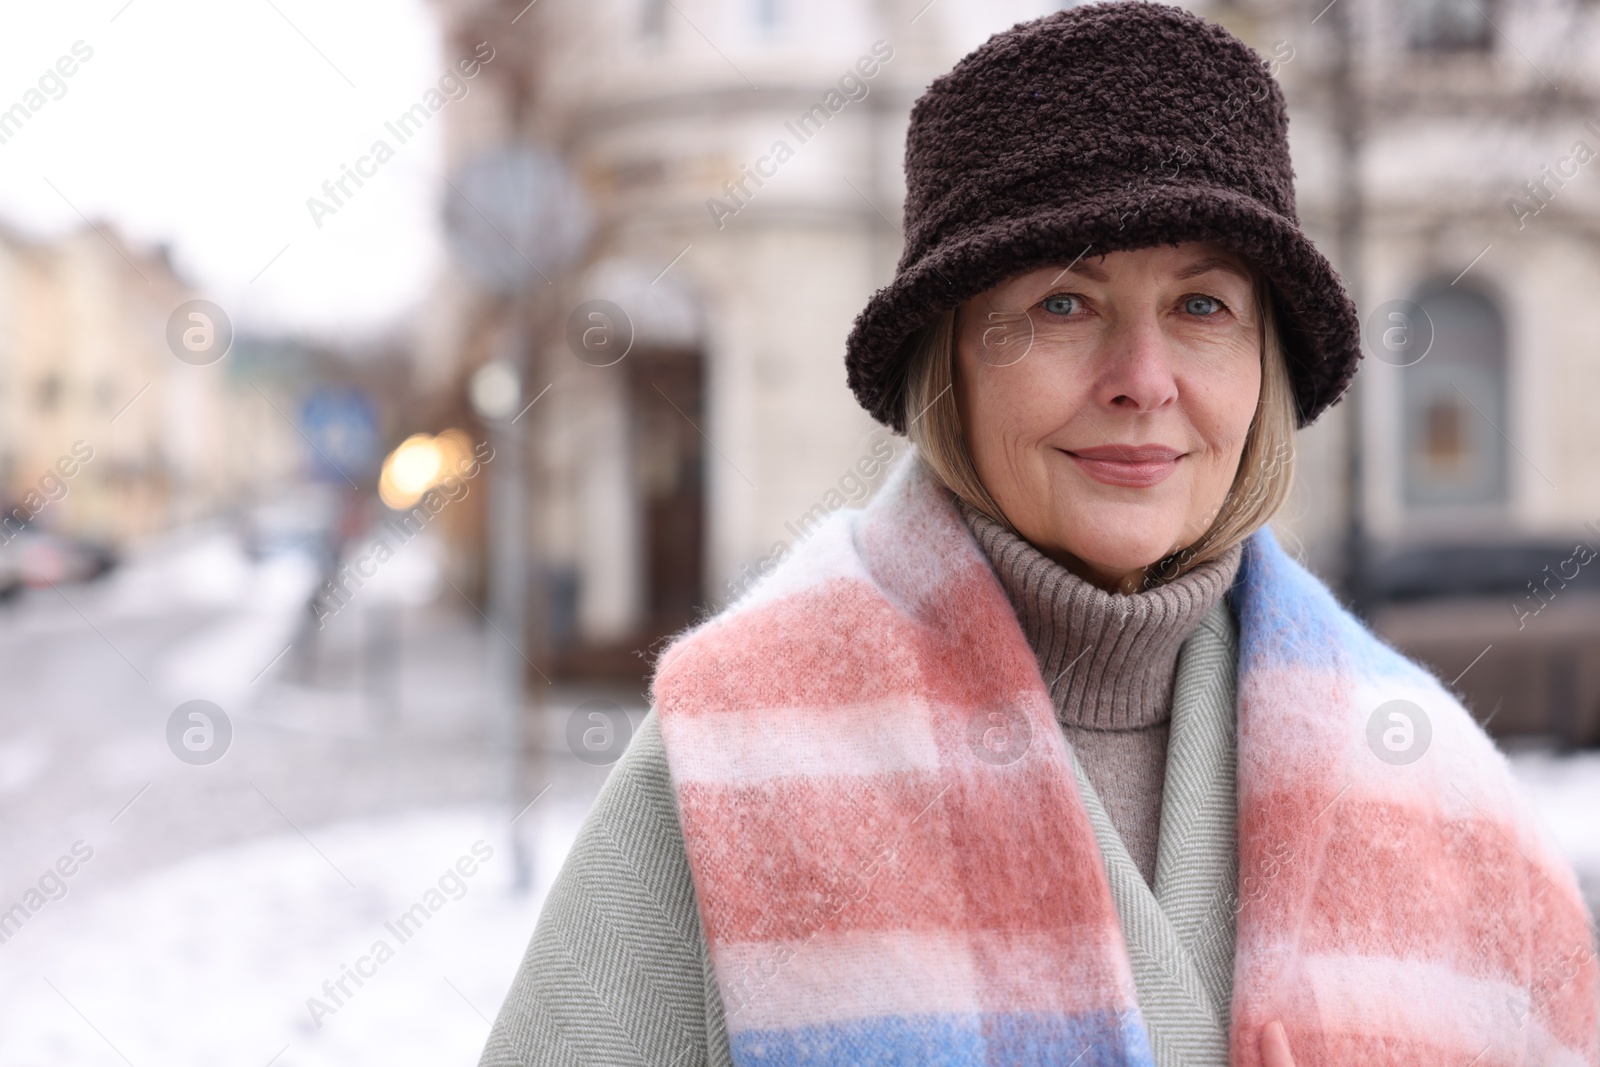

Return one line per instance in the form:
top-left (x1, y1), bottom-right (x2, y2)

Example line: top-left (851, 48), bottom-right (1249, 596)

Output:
top-left (640, 0), bottom-right (666, 41)
top-left (1400, 282), bottom-right (1509, 508)
top-left (1406, 0), bottom-right (1494, 52)
top-left (36, 373), bottom-right (62, 413)
top-left (752, 0), bottom-right (782, 33)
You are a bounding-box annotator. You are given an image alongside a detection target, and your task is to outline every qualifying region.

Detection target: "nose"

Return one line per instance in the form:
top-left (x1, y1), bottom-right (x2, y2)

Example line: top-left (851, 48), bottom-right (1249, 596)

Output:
top-left (1091, 312), bottom-right (1180, 414)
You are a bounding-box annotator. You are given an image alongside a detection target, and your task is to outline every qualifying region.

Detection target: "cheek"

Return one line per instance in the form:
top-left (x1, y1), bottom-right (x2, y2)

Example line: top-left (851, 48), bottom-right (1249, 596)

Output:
top-left (1182, 373), bottom-right (1258, 532)
top-left (957, 355), bottom-right (1064, 473)
top-left (954, 337), bottom-right (1006, 443)
top-left (1189, 358), bottom-right (1261, 457)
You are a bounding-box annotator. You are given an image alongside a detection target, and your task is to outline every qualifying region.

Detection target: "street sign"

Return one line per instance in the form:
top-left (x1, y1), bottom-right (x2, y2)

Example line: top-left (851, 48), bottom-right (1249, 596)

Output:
top-left (443, 144), bottom-right (594, 293)
top-left (299, 387), bottom-right (381, 483)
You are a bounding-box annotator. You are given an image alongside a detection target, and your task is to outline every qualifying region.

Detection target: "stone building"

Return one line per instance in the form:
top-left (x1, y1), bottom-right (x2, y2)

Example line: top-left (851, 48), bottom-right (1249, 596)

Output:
top-left (425, 0), bottom-right (1600, 741)
top-left (1249, 0), bottom-right (1600, 742)
top-left (422, 0), bottom-right (970, 671)
top-left (0, 222), bottom-right (301, 554)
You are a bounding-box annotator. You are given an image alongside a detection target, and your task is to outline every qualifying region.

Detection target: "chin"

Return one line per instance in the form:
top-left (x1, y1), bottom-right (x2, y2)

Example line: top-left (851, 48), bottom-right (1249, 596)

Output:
top-left (1055, 501), bottom-right (1181, 564)
top-left (1054, 523), bottom-right (1173, 579)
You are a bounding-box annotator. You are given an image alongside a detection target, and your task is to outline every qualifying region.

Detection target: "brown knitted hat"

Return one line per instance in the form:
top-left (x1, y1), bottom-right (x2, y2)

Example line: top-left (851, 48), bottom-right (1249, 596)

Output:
top-left (845, 0), bottom-right (1360, 432)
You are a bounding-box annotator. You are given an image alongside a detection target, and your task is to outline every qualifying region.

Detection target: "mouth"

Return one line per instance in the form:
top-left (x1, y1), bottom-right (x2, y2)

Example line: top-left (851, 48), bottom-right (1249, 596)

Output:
top-left (1062, 444), bottom-right (1182, 488)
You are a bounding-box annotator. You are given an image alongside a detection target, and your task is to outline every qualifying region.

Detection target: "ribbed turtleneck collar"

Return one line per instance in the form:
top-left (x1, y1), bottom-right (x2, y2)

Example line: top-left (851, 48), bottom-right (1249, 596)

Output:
top-left (957, 499), bottom-right (1243, 730)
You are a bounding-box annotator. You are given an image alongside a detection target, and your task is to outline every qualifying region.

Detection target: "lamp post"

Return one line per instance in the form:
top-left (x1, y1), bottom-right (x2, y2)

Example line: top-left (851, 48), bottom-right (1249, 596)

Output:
top-left (447, 143), bottom-right (592, 894)
top-left (470, 356), bottom-right (533, 890)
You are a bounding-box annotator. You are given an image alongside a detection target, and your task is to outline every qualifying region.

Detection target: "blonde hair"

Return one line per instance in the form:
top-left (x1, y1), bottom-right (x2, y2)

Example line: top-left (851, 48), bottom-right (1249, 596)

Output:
top-left (901, 267), bottom-right (1297, 588)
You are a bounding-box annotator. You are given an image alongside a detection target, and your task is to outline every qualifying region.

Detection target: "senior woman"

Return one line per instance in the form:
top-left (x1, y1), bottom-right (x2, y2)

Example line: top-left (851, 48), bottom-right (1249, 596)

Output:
top-left (481, 4), bottom-right (1598, 1066)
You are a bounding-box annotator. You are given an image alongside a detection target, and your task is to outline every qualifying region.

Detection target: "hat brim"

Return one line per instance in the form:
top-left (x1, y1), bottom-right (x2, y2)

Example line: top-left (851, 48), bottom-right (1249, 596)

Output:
top-left (846, 179), bottom-right (1361, 433)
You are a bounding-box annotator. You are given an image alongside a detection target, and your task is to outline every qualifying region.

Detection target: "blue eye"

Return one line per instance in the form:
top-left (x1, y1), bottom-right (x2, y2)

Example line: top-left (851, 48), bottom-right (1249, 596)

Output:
top-left (1185, 294), bottom-right (1223, 316)
top-left (1041, 294), bottom-right (1079, 316)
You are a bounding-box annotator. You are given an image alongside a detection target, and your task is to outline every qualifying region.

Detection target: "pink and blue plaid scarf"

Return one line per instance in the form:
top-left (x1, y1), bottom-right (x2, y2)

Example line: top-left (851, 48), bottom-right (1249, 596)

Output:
top-left (652, 453), bottom-right (1598, 1066)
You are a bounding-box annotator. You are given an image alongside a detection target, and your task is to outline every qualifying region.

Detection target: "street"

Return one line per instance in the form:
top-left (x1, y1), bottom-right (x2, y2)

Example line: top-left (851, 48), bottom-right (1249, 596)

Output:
top-left (0, 525), bottom-right (640, 1066)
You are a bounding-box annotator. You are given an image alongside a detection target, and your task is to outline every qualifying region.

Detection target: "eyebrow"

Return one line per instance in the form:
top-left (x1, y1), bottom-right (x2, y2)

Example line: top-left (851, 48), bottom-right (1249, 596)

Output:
top-left (1174, 254), bottom-right (1253, 282)
top-left (1057, 254), bottom-right (1252, 284)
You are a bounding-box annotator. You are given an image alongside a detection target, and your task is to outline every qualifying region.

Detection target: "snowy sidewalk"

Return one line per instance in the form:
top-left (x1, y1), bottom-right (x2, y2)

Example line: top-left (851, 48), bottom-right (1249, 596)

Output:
top-left (0, 521), bottom-right (636, 1066)
top-left (0, 804), bottom-right (592, 1067)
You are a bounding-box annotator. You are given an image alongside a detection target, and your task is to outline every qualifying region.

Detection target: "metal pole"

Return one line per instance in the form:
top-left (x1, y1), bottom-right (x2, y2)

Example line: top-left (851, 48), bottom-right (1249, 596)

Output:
top-left (489, 317), bottom-right (532, 893)
top-left (523, 296), bottom-right (552, 896)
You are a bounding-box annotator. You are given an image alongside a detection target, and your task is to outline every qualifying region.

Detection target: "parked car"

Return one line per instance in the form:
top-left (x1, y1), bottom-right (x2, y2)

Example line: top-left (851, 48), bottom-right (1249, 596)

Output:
top-left (0, 538), bottom-right (21, 601)
top-left (9, 529), bottom-right (117, 587)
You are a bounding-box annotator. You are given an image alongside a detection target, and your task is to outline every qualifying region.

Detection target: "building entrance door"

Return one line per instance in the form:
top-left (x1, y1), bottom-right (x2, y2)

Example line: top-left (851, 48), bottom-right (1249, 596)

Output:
top-left (627, 346), bottom-right (706, 638)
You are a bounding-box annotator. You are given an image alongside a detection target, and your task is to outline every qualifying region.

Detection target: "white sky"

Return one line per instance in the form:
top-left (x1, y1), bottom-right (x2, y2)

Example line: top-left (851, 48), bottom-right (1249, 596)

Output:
top-left (0, 0), bottom-right (445, 340)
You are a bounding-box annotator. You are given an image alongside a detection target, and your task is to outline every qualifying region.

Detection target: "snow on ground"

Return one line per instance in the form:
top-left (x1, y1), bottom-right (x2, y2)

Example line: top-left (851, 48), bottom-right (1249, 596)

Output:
top-left (102, 523), bottom-right (324, 710)
top-left (0, 804), bottom-right (584, 1067)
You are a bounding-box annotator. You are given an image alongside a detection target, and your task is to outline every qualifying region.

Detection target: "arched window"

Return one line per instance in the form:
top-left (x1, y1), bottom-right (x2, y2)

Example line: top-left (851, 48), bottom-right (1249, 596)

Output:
top-left (1400, 282), bottom-right (1509, 508)
top-left (1405, 0), bottom-right (1494, 52)
top-left (640, 0), bottom-right (667, 41)
top-left (752, 0), bottom-right (782, 31)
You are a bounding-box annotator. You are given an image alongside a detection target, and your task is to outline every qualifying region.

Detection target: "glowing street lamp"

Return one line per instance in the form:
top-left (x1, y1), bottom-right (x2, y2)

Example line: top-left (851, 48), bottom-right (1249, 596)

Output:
top-left (379, 434), bottom-right (443, 509)
top-left (470, 360), bottom-right (522, 422)
top-left (377, 429), bottom-right (474, 510)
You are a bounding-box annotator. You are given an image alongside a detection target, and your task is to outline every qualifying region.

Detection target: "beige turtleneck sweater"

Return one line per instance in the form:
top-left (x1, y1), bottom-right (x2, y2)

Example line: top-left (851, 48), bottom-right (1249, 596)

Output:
top-left (957, 500), bottom-right (1244, 886)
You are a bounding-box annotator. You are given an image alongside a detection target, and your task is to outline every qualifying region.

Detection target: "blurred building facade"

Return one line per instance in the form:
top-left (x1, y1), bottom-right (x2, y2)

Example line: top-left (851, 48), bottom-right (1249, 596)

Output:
top-left (424, 0), bottom-right (1600, 741)
top-left (0, 222), bottom-right (306, 562)
top-left (1249, 0), bottom-right (1600, 743)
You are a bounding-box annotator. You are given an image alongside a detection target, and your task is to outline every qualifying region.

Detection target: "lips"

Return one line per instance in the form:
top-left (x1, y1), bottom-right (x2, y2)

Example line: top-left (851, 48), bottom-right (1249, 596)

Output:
top-left (1063, 443), bottom-right (1182, 488)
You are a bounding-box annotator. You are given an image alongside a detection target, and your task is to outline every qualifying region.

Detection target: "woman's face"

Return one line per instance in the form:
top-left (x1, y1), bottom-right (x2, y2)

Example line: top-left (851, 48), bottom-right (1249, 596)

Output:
top-left (953, 241), bottom-right (1263, 593)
